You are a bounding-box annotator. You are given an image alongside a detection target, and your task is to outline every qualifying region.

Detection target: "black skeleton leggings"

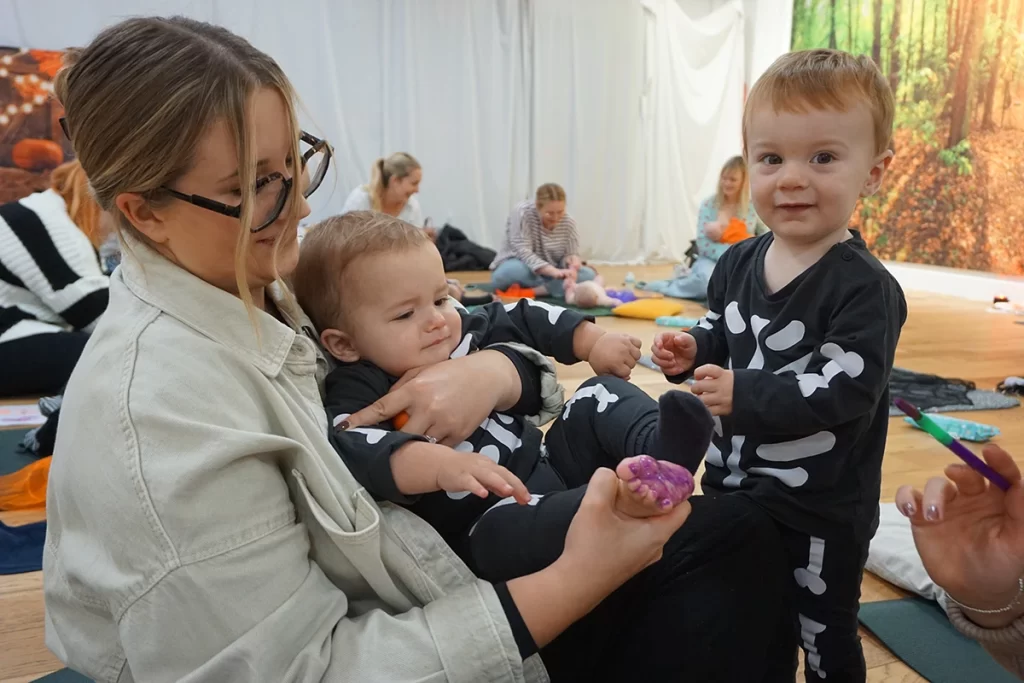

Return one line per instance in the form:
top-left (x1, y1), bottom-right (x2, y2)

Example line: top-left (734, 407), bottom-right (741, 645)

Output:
top-left (465, 375), bottom-right (662, 582)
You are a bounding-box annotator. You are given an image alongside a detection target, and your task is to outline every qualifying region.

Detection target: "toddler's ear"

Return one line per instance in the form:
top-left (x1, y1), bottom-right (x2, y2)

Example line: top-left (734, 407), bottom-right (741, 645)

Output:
top-left (320, 328), bottom-right (360, 363)
top-left (861, 149), bottom-right (894, 197)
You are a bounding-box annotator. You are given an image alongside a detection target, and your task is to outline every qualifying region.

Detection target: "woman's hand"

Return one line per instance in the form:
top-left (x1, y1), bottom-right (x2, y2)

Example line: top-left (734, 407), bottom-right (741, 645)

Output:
top-left (343, 351), bottom-right (521, 446)
top-left (507, 468), bottom-right (692, 647)
top-left (565, 255), bottom-right (583, 271)
top-left (704, 221), bottom-right (724, 242)
top-left (896, 444), bottom-right (1024, 628)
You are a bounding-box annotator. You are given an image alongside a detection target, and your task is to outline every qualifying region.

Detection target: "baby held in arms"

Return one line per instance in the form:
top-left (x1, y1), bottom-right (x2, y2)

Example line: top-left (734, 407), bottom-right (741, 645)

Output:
top-left (293, 211), bottom-right (712, 583)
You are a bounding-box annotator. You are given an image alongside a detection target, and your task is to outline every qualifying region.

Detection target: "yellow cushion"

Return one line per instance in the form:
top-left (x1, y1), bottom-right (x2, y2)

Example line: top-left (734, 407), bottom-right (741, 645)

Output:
top-left (612, 298), bottom-right (684, 319)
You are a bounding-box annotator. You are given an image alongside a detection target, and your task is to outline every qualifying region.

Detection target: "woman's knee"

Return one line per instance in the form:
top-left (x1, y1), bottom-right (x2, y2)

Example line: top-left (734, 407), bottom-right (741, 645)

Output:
top-left (490, 259), bottom-right (536, 288)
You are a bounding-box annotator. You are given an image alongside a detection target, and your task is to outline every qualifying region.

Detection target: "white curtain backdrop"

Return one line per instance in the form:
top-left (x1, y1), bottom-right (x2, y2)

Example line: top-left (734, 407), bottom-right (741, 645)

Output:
top-left (641, 0), bottom-right (746, 261)
top-left (0, 0), bottom-right (791, 262)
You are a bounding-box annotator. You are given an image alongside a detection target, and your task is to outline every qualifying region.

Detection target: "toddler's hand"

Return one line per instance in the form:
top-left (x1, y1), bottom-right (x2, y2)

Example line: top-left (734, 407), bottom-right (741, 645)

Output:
top-left (650, 331), bottom-right (697, 376)
top-left (589, 332), bottom-right (642, 379)
top-left (691, 364), bottom-right (733, 416)
top-left (436, 451), bottom-right (531, 504)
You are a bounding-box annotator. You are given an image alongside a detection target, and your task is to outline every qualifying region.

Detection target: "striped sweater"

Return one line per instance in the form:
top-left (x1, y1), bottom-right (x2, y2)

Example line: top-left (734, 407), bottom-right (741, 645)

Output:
top-left (0, 189), bottom-right (109, 344)
top-left (491, 200), bottom-right (580, 271)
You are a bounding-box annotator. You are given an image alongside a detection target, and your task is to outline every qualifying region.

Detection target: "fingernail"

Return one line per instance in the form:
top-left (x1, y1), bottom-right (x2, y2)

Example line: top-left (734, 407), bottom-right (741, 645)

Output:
top-left (925, 505), bottom-right (940, 521)
top-left (338, 420), bottom-right (350, 431)
top-left (900, 502), bottom-right (916, 517)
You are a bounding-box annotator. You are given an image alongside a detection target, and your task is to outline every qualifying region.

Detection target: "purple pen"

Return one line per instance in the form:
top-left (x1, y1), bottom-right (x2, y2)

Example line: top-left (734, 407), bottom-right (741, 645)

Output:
top-left (894, 398), bottom-right (1011, 492)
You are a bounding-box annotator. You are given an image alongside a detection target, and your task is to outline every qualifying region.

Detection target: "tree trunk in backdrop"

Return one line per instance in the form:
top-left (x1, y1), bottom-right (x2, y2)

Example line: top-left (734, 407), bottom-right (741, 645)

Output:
top-left (890, 0), bottom-right (903, 93)
top-left (983, 0), bottom-right (1013, 128)
top-left (848, 0), bottom-right (855, 51)
top-left (918, 0), bottom-right (926, 66)
top-left (830, 0), bottom-right (838, 48)
top-left (949, 0), bottom-right (986, 146)
top-left (872, 0), bottom-right (884, 65)
top-left (1002, 0), bottom-right (1024, 125)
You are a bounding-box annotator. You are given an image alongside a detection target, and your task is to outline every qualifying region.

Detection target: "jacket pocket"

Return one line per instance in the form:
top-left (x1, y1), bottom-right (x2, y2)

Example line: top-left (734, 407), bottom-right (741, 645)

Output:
top-left (290, 469), bottom-right (416, 612)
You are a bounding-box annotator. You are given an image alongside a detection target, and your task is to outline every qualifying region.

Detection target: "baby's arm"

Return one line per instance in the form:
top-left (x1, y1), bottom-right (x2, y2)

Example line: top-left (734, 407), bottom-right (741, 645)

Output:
top-left (467, 300), bottom-right (640, 377)
top-left (728, 281), bottom-right (906, 434)
top-left (325, 364), bottom-right (529, 502)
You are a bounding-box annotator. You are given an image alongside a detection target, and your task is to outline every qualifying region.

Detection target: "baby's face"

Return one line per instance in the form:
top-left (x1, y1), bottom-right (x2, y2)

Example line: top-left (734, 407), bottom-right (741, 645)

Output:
top-left (745, 100), bottom-right (891, 245)
top-left (340, 244), bottom-right (462, 377)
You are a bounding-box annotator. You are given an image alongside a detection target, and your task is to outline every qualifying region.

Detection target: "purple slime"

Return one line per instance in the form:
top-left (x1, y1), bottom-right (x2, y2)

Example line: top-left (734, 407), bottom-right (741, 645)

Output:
top-left (627, 455), bottom-right (695, 508)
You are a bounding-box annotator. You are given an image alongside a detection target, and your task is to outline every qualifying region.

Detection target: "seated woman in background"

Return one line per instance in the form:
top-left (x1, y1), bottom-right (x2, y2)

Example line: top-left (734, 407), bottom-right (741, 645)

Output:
top-left (0, 159), bottom-right (110, 397)
top-left (490, 183), bottom-right (597, 299)
top-left (640, 155), bottom-right (764, 301)
top-left (342, 151), bottom-right (431, 235)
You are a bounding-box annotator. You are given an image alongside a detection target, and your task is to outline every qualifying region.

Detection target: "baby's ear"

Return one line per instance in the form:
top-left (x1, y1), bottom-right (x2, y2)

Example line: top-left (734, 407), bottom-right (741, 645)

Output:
top-left (862, 149), bottom-right (894, 197)
top-left (320, 328), bottom-right (360, 363)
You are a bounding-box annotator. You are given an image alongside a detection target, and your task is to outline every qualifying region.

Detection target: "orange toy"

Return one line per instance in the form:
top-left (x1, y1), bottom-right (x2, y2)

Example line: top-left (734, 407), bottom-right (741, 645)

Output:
top-left (719, 217), bottom-right (753, 245)
top-left (393, 411), bottom-right (410, 430)
top-left (0, 456), bottom-right (51, 511)
top-left (495, 283), bottom-right (536, 302)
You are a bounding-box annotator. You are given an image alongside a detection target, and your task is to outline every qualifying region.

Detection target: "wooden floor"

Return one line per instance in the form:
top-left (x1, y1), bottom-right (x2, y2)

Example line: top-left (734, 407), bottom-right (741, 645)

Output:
top-left (2, 264), bottom-right (1023, 682)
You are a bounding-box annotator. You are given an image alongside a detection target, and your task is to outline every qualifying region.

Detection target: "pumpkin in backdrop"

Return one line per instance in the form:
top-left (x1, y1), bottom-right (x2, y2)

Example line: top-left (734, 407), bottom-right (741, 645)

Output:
top-left (12, 138), bottom-right (64, 171)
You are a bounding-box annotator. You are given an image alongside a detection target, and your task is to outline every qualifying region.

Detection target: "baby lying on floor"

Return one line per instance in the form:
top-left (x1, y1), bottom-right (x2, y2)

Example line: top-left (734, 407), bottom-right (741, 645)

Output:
top-left (292, 210), bottom-right (714, 583)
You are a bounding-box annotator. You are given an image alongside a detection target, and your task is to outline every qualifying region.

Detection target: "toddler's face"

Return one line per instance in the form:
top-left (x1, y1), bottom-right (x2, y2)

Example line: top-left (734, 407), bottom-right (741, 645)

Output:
top-left (745, 100), bottom-right (891, 245)
top-left (332, 243), bottom-right (462, 377)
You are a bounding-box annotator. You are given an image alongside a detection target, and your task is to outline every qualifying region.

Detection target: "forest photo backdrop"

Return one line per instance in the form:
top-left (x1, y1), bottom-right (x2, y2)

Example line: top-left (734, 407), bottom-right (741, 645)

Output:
top-left (793, 0), bottom-right (1024, 276)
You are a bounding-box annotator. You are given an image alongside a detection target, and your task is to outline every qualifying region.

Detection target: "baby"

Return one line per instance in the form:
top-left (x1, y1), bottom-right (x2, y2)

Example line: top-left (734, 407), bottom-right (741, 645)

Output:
top-left (652, 49), bottom-right (907, 681)
top-left (293, 211), bottom-right (714, 584)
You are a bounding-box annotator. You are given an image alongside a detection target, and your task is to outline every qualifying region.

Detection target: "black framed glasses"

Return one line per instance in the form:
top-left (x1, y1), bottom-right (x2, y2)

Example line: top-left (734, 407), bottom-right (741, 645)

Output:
top-left (161, 131), bottom-right (331, 233)
top-left (59, 119), bottom-right (331, 233)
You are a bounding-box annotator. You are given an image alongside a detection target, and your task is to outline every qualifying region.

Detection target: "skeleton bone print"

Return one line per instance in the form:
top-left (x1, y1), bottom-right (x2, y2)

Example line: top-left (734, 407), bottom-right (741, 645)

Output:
top-left (707, 299), bottom-right (863, 490)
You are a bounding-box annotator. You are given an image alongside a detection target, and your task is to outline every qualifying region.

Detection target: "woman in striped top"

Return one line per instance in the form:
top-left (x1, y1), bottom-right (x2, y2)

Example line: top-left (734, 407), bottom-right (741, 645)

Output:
top-left (490, 183), bottom-right (597, 299)
top-left (0, 160), bottom-right (110, 397)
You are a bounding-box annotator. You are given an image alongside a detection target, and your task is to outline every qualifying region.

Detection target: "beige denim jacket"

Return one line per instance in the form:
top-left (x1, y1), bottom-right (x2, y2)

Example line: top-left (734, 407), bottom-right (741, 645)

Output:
top-left (43, 238), bottom-right (555, 683)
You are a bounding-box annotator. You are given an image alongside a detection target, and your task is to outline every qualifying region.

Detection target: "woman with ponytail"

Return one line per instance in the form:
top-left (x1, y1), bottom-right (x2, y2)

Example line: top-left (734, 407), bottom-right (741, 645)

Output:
top-left (342, 152), bottom-right (428, 234)
top-left (0, 159), bottom-right (110, 396)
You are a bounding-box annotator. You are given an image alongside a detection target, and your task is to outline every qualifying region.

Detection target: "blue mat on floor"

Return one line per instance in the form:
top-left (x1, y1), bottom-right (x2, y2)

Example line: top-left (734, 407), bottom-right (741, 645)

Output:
top-left (858, 598), bottom-right (1018, 682)
top-left (33, 669), bottom-right (92, 682)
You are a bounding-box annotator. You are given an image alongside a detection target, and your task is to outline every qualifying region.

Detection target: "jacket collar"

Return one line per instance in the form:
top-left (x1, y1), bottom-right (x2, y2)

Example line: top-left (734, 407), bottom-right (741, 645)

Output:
top-left (117, 234), bottom-right (298, 377)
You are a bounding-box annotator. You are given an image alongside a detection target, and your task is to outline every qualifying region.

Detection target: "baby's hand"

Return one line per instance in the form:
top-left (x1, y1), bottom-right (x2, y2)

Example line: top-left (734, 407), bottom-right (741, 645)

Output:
top-left (691, 364), bottom-right (734, 416)
top-left (650, 331), bottom-right (698, 376)
top-left (589, 332), bottom-right (642, 379)
top-left (704, 221), bottom-right (724, 242)
top-left (435, 451), bottom-right (531, 504)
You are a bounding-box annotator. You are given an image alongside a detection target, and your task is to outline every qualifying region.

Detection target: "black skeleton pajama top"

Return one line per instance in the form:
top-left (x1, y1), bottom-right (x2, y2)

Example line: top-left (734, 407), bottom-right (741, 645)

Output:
top-left (670, 231), bottom-right (907, 537)
top-left (323, 299), bottom-right (592, 538)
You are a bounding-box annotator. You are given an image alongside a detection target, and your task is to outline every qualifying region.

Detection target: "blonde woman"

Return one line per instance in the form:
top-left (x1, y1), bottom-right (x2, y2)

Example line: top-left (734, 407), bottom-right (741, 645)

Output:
top-left (0, 159), bottom-right (109, 397)
top-left (641, 156), bottom-right (765, 301)
top-left (44, 17), bottom-right (788, 683)
top-left (490, 183), bottom-right (597, 299)
top-left (341, 152), bottom-right (429, 233)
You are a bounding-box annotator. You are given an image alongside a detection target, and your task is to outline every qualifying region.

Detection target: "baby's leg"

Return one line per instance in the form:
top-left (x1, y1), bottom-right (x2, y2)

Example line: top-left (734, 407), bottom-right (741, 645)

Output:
top-left (544, 376), bottom-right (714, 488)
top-left (780, 525), bottom-right (870, 682)
top-left (465, 458), bottom-right (693, 582)
top-left (466, 485), bottom-right (585, 583)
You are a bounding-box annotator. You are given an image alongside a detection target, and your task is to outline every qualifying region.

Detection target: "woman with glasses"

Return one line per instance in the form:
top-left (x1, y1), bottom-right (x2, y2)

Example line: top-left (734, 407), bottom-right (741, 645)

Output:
top-left (43, 16), bottom-right (787, 683)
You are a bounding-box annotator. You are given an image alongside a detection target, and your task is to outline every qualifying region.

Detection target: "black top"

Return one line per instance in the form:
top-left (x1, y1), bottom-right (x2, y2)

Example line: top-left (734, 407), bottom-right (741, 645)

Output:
top-left (323, 299), bottom-right (591, 539)
top-left (669, 231), bottom-right (907, 538)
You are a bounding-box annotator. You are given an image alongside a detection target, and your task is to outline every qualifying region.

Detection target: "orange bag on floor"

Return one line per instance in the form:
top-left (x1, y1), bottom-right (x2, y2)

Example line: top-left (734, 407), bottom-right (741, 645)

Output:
top-left (0, 456), bottom-right (50, 511)
top-left (720, 217), bottom-right (752, 244)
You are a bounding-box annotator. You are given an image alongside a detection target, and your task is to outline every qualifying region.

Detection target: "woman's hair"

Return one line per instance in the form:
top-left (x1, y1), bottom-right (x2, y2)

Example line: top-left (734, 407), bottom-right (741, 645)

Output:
top-left (366, 152), bottom-right (421, 212)
top-left (50, 159), bottom-right (103, 248)
top-left (535, 183), bottom-right (566, 206)
top-left (54, 16), bottom-right (304, 315)
top-left (293, 211), bottom-right (428, 334)
top-left (715, 155), bottom-right (749, 215)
